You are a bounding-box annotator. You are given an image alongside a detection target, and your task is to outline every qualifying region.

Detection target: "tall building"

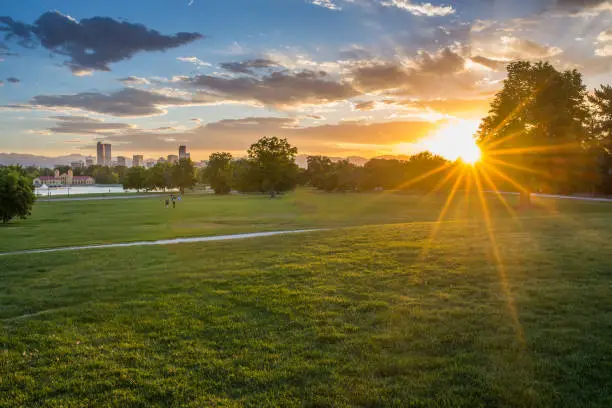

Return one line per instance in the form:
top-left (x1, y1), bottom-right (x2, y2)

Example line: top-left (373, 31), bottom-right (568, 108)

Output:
top-left (96, 142), bottom-right (112, 166)
top-left (179, 145), bottom-right (187, 160)
top-left (85, 157), bottom-right (94, 167)
top-left (167, 154), bottom-right (178, 164)
top-left (96, 142), bottom-right (104, 165)
top-left (133, 155), bottom-right (144, 167)
top-left (103, 144), bottom-right (112, 166)
top-left (116, 156), bottom-right (127, 167)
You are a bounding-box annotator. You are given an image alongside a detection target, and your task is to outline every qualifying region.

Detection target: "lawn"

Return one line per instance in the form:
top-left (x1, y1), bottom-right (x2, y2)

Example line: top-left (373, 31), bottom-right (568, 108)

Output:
top-left (1, 190), bottom-right (612, 407)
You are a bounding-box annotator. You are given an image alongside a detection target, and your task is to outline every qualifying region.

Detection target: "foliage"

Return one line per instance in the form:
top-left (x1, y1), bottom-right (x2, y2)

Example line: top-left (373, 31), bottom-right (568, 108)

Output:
top-left (477, 61), bottom-right (591, 202)
top-left (247, 136), bottom-right (299, 196)
top-left (205, 152), bottom-right (233, 194)
top-left (0, 166), bottom-right (36, 224)
top-left (306, 152), bottom-right (451, 192)
top-left (230, 158), bottom-right (260, 193)
top-left (589, 85), bottom-right (612, 194)
top-left (123, 166), bottom-right (148, 192)
top-left (172, 158), bottom-right (196, 193)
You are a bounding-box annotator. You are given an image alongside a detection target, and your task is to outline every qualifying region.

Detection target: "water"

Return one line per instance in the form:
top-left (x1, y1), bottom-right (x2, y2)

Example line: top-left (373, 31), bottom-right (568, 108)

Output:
top-left (35, 185), bottom-right (136, 196)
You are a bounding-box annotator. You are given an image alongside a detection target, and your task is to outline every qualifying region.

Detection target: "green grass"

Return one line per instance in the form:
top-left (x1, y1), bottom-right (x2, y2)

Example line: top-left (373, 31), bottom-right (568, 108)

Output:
top-left (1, 190), bottom-right (612, 406)
top-left (2, 188), bottom-right (611, 253)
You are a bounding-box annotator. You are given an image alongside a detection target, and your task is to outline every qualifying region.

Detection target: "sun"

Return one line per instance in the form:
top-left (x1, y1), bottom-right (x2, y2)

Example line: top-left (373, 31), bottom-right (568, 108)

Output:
top-left (400, 119), bottom-right (482, 164)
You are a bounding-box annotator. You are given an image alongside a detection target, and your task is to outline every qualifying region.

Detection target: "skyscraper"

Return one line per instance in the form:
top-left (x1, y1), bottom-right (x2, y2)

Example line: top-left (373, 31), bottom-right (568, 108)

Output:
top-left (96, 142), bottom-right (104, 165)
top-left (133, 155), bottom-right (144, 167)
top-left (167, 154), bottom-right (178, 164)
top-left (179, 145), bottom-right (187, 160)
top-left (103, 144), bottom-right (112, 166)
top-left (116, 156), bottom-right (126, 167)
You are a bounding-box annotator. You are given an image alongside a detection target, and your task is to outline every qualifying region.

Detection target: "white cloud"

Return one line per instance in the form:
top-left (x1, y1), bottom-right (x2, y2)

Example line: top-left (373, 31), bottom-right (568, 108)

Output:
top-left (595, 29), bottom-right (612, 56)
top-left (176, 56), bottom-right (212, 67)
top-left (310, 0), bottom-right (341, 10)
top-left (380, 0), bottom-right (455, 16)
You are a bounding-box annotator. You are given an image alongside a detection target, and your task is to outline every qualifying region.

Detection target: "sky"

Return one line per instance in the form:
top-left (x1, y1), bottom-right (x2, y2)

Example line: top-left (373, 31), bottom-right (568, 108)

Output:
top-left (1, 0), bottom-right (612, 161)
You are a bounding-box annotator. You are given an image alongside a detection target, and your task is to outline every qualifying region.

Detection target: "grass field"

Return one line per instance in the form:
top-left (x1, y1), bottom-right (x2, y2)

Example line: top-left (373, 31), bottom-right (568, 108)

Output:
top-left (1, 190), bottom-right (612, 407)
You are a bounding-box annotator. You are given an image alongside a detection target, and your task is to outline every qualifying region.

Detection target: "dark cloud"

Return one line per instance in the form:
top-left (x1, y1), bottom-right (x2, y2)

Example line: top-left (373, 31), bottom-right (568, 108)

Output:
top-left (353, 101), bottom-right (376, 111)
top-left (27, 88), bottom-right (194, 117)
top-left (0, 11), bottom-right (203, 73)
top-left (6, 77), bottom-right (19, 83)
top-left (350, 47), bottom-right (481, 98)
top-left (352, 63), bottom-right (410, 92)
top-left (183, 69), bottom-right (358, 107)
top-left (219, 58), bottom-right (279, 74)
top-left (470, 56), bottom-right (508, 71)
top-left (47, 116), bottom-right (132, 134)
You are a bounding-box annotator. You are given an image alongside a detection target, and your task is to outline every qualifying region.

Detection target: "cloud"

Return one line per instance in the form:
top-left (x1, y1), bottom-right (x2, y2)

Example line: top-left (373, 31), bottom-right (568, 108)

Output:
top-left (119, 76), bottom-right (151, 85)
top-left (379, 0), bottom-right (455, 16)
top-left (22, 88), bottom-right (196, 117)
top-left (219, 58), bottom-right (279, 74)
top-left (595, 29), bottom-right (612, 56)
top-left (97, 116), bottom-right (438, 155)
top-left (350, 47), bottom-right (485, 99)
top-left (0, 81), bottom-right (3, 86)
top-left (177, 56), bottom-right (211, 67)
top-left (6, 76), bottom-right (19, 83)
top-left (470, 56), bottom-right (508, 71)
top-left (353, 101), bottom-right (377, 111)
top-left (309, 0), bottom-right (342, 10)
top-left (0, 11), bottom-right (203, 73)
top-left (182, 69), bottom-right (358, 107)
top-left (46, 116), bottom-right (132, 134)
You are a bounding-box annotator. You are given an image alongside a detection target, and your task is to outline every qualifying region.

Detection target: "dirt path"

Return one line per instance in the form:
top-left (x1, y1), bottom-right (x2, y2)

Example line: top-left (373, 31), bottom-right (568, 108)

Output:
top-left (0, 230), bottom-right (322, 257)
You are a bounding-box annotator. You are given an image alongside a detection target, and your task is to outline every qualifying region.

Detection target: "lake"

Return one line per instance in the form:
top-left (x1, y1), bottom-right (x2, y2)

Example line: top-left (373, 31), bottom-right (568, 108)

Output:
top-left (35, 185), bottom-right (138, 196)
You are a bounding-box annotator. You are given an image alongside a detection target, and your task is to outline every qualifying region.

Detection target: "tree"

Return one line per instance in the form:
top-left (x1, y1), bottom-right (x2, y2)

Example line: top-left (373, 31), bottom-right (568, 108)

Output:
top-left (247, 136), bottom-right (299, 197)
top-left (477, 61), bottom-right (590, 206)
top-left (306, 155), bottom-right (335, 190)
top-left (205, 152), bottom-right (233, 194)
top-left (147, 163), bottom-right (169, 191)
top-left (173, 158), bottom-right (196, 194)
top-left (0, 166), bottom-right (36, 224)
top-left (588, 85), bottom-right (612, 194)
top-left (124, 166), bottom-right (148, 192)
top-left (230, 158), bottom-right (260, 193)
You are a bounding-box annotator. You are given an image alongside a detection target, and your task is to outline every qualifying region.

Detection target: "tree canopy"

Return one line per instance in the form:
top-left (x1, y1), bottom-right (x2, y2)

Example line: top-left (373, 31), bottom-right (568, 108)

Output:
top-left (0, 166), bottom-right (36, 224)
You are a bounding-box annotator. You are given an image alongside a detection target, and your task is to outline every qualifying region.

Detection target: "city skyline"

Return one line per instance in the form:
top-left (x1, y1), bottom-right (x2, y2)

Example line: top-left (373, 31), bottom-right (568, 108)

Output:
top-left (2, 1), bottom-right (612, 160)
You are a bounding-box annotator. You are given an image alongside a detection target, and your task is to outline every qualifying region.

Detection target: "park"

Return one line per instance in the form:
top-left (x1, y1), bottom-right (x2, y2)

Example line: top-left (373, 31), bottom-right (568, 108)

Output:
top-left (1, 3), bottom-right (612, 403)
top-left (1, 188), bottom-right (612, 406)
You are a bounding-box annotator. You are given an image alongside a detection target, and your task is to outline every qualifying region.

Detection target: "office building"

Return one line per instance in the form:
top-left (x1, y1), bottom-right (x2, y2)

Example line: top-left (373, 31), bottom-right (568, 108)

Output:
top-left (133, 155), bottom-right (144, 167)
top-left (96, 142), bottom-right (112, 166)
top-left (103, 144), bottom-right (112, 166)
top-left (85, 157), bottom-right (94, 167)
top-left (179, 145), bottom-right (188, 160)
top-left (157, 157), bottom-right (166, 165)
top-left (96, 142), bottom-right (104, 165)
top-left (167, 154), bottom-right (178, 164)
top-left (117, 156), bottom-right (127, 167)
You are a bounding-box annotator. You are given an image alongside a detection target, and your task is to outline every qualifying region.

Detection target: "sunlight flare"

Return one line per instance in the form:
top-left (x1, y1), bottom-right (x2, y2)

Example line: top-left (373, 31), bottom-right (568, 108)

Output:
top-left (414, 119), bottom-right (482, 164)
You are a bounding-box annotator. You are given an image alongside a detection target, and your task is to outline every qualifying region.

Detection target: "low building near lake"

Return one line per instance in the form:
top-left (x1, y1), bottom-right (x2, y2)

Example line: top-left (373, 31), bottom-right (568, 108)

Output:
top-left (33, 169), bottom-right (95, 187)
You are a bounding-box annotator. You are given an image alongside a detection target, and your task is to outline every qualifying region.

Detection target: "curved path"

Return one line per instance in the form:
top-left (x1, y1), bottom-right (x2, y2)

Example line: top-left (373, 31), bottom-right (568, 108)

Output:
top-left (0, 229), bottom-right (322, 257)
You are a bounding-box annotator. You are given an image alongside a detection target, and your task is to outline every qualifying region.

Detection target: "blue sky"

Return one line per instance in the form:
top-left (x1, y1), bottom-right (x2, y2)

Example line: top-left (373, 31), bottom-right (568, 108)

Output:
top-left (1, 0), bottom-right (612, 161)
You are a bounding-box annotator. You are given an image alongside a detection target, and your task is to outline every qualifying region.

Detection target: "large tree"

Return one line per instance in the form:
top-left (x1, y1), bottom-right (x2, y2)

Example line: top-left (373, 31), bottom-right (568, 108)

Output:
top-left (247, 136), bottom-right (299, 197)
top-left (123, 166), bottom-right (148, 192)
top-left (588, 85), bottom-right (612, 194)
top-left (477, 61), bottom-right (590, 205)
top-left (205, 152), bottom-right (234, 194)
top-left (0, 166), bottom-right (36, 224)
top-left (173, 158), bottom-right (196, 194)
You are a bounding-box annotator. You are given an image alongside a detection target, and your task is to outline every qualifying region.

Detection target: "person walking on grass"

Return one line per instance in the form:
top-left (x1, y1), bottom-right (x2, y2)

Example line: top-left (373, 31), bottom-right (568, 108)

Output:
top-left (165, 198), bottom-right (169, 208)
top-left (171, 194), bottom-right (176, 209)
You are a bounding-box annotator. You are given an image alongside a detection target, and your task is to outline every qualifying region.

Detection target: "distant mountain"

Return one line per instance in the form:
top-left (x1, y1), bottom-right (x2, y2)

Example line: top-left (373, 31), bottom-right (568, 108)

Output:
top-left (0, 153), bottom-right (90, 168)
top-left (373, 154), bottom-right (413, 161)
top-left (295, 154), bottom-right (368, 168)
